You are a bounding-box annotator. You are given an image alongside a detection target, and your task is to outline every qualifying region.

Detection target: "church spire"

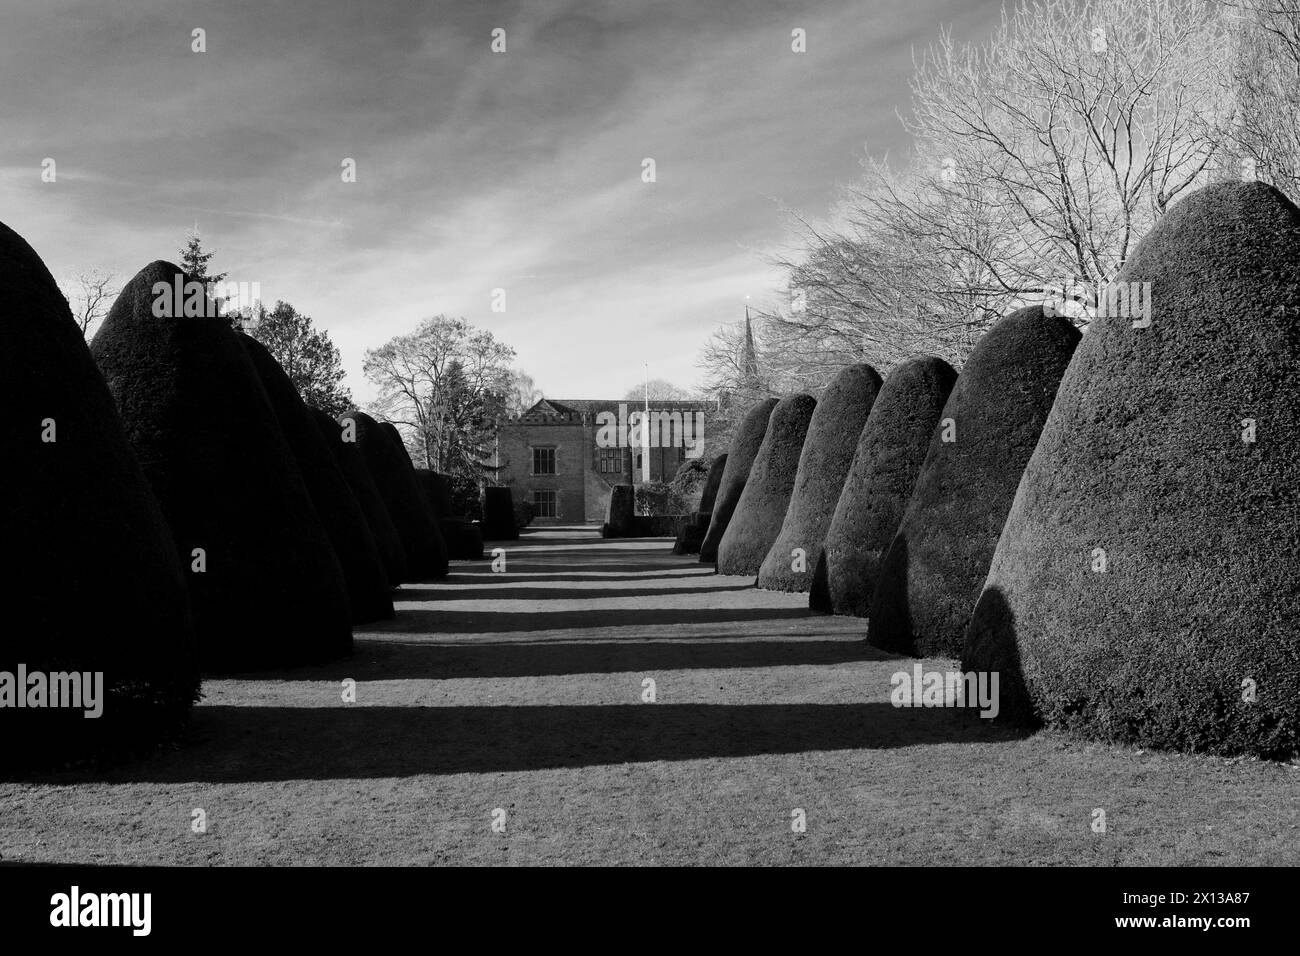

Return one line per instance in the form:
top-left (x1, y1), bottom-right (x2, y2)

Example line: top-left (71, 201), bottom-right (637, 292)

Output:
top-left (741, 305), bottom-right (761, 387)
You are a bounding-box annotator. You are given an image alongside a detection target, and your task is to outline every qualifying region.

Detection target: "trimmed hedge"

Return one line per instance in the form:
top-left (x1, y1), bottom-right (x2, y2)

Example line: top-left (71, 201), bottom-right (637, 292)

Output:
top-left (414, 468), bottom-right (484, 560)
top-left (866, 307), bottom-right (1079, 658)
top-left (698, 453), bottom-right (728, 513)
top-left (427, 471), bottom-right (455, 517)
top-left (412, 469), bottom-right (445, 518)
top-left (631, 514), bottom-right (687, 537)
top-left (672, 454), bottom-right (727, 555)
top-left (603, 484), bottom-right (635, 538)
top-left (699, 398), bottom-right (778, 562)
top-left (666, 457), bottom-right (708, 511)
top-left (514, 498), bottom-right (535, 529)
top-left (758, 365), bottom-right (881, 592)
top-left (672, 512), bottom-right (710, 554)
top-left (241, 334), bottom-right (393, 624)
top-left (964, 182), bottom-right (1300, 757)
top-left (716, 394), bottom-right (816, 576)
top-left (343, 410), bottom-right (448, 580)
top-left (380, 421), bottom-right (408, 461)
top-left (482, 486), bottom-right (520, 540)
top-left (812, 356), bottom-right (956, 615)
top-left (309, 406), bottom-right (407, 587)
top-left (1, 225), bottom-right (199, 767)
top-left (91, 261), bottom-right (352, 671)
top-left (442, 519), bottom-right (485, 560)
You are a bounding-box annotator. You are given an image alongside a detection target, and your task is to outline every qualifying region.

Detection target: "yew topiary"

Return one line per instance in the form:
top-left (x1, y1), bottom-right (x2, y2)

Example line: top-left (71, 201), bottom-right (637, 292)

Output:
top-left (699, 399), bottom-right (778, 562)
top-left (812, 356), bottom-right (956, 615)
top-left (964, 182), bottom-right (1300, 757)
top-left (92, 261), bottom-right (352, 671)
top-left (757, 365), bottom-right (881, 592)
top-left (716, 394), bottom-right (816, 576)
top-left (867, 307), bottom-right (1079, 658)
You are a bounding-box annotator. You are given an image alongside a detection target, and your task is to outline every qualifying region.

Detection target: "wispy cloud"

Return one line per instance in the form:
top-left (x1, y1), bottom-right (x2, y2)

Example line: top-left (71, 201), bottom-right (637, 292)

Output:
top-left (0, 0), bottom-right (1002, 401)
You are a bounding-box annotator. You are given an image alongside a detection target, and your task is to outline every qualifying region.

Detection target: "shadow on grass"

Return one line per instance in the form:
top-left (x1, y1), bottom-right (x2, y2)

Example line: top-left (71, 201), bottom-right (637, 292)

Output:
top-left (460, 559), bottom-right (704, 573)
top-left (251, 636), bottom-right (886, 681)
top-left (430, 571), bottom-right (717, 584)
top-left (395, 584), bottom-right (755, 602)
top-left (83, 702), bottom-right (1031, 782)
top-left (369, 607), bottom-right (811, 634)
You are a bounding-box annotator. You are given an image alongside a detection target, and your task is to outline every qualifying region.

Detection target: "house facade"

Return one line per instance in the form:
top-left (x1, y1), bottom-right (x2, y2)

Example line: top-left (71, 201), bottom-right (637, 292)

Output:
top-left (495, 398), bottom-right (715, 524)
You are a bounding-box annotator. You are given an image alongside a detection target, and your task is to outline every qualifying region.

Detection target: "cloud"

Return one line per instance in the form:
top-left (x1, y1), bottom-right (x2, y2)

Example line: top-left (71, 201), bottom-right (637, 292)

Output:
top-left (0, 0), bottom-right (1002, 401)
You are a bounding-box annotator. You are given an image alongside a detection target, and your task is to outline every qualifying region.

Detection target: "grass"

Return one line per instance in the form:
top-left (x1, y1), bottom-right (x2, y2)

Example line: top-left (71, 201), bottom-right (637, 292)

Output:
top-left (2, 527), bottom-right (1297, 866)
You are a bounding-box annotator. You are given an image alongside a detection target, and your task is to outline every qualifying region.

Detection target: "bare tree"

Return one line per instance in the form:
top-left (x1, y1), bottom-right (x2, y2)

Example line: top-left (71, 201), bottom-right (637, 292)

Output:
top-left (363, 315), bottom-right (515, 473)
top-left (765, 0), bottom-right (1233, 378)
top-left (505, 369), bottom-right (544, 416)
top-left (64, 268), bottom-right (119, 338)
top-left (1225, 1), bottom-right (1300, 195)
top-left (696, 317), bottom-right (791, 400)
top-left (622, 378), bottom-right (698, 401)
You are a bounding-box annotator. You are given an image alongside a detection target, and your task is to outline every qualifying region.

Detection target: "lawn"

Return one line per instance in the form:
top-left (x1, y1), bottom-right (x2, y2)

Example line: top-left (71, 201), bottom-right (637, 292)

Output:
top-left (2, 528), bottom-right (1296, 866)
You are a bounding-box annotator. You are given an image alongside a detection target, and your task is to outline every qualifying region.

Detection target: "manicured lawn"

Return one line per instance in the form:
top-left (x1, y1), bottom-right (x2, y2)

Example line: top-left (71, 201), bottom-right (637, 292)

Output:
top-left (2, 528), bottom-right (1296, 866)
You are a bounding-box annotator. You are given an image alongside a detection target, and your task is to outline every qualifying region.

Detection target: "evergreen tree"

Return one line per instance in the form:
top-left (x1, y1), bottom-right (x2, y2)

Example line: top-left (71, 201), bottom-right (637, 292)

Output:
top-left (178, 230), bottom-right (235, 326)
top-left (434, 359), bottom-right (508, 483)
top-left (178, 230), bottom-right (228, 288)
top-left (247, 300), bottom-right (354, 417)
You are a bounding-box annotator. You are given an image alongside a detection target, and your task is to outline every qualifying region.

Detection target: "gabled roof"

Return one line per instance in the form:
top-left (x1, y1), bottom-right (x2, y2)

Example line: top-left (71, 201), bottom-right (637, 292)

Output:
top-left (513, 397), bottom-right (713, 424)
top-left (529, 398), bottom-right (579, 416)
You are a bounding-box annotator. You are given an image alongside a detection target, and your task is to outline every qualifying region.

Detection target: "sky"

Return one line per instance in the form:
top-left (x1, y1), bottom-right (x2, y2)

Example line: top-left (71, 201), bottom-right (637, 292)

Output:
top-left (0, 0), bottom-right (1003, 405)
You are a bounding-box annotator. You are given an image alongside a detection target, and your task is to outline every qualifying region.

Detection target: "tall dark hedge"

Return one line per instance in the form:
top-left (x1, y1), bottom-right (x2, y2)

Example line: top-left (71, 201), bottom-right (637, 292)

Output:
top-left (716, 394), bottom-right (816, 576)
top-left (482, 486), bottom-right (519, 540)
top-left (964, 182), bottom-right (1300, 758)
top-left (699, 398), bottom-right (778, 562)
top-left (671, 513), bottom-right (709, 555)
top-left (380, 421), bottom-right (408, 460)
top-left (424, 470), bottom-right (455, 517)
top-left (91, 261), bottom-right (352, 671)
top-left (813, 356), bottom-right (956, 615)
top-left (672, 454), bottom-right (728, 555)
top-left (603, 484), bottom-right (635, 538)
top-left (309, 406), bottom-right (407, 587)
top-left (412, 469), bottom-right (444, 518)
top-left (758, 365), bottom-right (881, 592)
top-left (240, 334), bottom-right (393, 624)
top-left (382, 422), bottom-right (453, 574)
top-left (344, 410), bottom-right (448, 580)
top-left (867, 307), bottom-right (1079, 658)
top-left (415, 468), bottom-right (483, 560)
top-left (0, 225), bottom-right (198, 768)
top-left (698, 453), bottom-right (728, 513)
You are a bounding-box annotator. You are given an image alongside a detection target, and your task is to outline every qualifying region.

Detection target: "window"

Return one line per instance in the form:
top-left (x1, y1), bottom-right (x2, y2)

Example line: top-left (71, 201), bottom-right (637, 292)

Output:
top-left (532, 447), bottom-right (556, 475)
top-left (533, 490), bottom-right (557, 518)
top-left (598, 447), bottom-right (622, 474)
